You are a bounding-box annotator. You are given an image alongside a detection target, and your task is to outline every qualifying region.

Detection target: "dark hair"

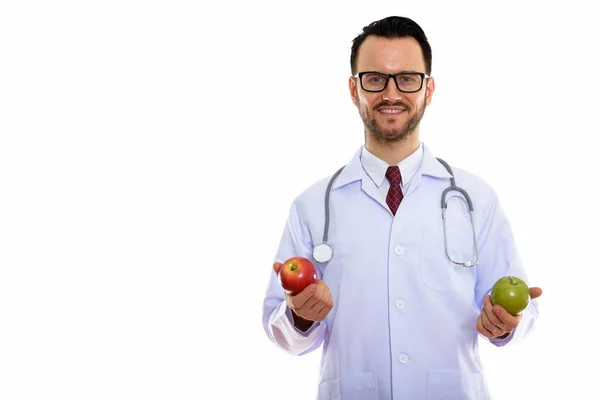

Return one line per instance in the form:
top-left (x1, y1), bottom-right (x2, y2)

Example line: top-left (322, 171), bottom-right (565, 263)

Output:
top-left (350, 16), bottom-right (432, 75)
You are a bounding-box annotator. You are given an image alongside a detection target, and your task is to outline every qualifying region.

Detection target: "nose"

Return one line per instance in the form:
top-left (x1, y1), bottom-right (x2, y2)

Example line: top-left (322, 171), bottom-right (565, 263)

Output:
top-left (382, 76), bottom-right (402, 102)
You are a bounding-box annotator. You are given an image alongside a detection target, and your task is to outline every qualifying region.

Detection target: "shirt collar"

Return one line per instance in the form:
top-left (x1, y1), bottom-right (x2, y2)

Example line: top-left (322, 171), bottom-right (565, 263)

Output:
top-left (331, 141), bottom-right (452, 190)
top-left (360, 143), bottom-right (424, 188)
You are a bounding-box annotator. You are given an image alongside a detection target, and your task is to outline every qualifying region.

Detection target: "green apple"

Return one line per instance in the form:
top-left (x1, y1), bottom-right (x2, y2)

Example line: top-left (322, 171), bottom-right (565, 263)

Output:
top-left (490, 276), bottom-right (530, 316)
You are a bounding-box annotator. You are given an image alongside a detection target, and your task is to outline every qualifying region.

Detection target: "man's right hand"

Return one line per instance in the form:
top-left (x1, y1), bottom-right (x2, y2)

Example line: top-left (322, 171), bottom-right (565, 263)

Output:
top-left (273, 262), bottom-right (334, 329)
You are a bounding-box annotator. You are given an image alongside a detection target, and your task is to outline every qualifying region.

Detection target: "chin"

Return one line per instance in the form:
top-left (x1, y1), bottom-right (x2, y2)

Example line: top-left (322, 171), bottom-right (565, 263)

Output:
top-left (380, 116), bottom-right (406, 127)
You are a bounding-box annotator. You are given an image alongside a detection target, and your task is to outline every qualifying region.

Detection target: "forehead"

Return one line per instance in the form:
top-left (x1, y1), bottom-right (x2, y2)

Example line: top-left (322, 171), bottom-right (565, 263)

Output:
top-left (356, 36), bottom-right (426, 73)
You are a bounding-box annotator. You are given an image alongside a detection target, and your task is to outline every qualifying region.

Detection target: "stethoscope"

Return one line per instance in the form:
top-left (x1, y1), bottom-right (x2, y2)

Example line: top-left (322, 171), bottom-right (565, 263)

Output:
top-left (311, 158), bottom-right (479, 267)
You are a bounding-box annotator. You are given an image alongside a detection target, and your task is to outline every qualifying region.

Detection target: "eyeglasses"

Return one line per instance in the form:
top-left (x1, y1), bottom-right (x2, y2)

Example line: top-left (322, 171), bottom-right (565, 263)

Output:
top-left (353, 71), bottom-right (430, 93)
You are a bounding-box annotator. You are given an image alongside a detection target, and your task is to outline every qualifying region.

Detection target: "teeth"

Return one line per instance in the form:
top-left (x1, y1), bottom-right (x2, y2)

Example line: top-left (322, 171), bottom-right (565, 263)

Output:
top-left (379, 109), bottom-right (405, 114)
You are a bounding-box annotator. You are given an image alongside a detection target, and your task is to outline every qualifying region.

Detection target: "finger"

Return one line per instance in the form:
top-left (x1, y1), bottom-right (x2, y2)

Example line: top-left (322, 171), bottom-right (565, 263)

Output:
top-left (312, 294), bottom-right (329, 320)
top-left (476, 315), bottom-right (494, 338)
top-left (288, 283), bottom-right (318, 309)
top-left (492, 304), bottom-right (523, 329)
top-left (314, 288), bottom-right (333, 317)
top-left (273, 262), bottom-right (282, 274)
top-left (483, 294), bottom-right (493, 309)
top-left (530, 287), bottom-right (543, 299)
top-left (481, 308), bottom-right (504, 337)
top-left (316, 290), bottom-right (334, 318)
top-left (317, 291), bottom-right (334, 320)
top-left (483, 295), bottom-right (505, 331)
top-left (482, 298), bottom-right (507, 331)
top-left (304, 280), bottom-right (327, 312)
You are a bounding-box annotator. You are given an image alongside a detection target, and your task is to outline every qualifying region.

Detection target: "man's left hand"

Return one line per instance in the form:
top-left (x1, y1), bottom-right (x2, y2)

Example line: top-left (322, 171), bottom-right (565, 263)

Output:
top-left (476, 287), bottom-right (543, 339)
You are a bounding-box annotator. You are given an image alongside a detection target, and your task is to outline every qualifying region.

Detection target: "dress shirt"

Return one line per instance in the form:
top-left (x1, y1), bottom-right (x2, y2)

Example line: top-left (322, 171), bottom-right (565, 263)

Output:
top-left (360, 142), bottom-right (423, 208)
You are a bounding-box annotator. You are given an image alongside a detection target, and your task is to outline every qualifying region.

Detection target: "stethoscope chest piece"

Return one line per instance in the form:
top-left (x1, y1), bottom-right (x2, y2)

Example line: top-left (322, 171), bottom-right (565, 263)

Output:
top-left (313, 242), bottom-right (333, 263)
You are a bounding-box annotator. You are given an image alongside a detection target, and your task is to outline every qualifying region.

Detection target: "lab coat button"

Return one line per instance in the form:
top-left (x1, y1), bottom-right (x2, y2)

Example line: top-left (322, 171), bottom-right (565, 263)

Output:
top-left (396, 300), bottom-right (406, 309)
top-left (395, 246), bottom-right (404, 255)
top-left (399, 353), bottom-right (409, 364)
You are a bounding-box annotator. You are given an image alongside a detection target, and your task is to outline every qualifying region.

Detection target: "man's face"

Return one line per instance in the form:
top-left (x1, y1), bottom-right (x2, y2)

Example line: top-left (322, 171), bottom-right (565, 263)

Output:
top-left (349, 36), bottom-right (435, 143)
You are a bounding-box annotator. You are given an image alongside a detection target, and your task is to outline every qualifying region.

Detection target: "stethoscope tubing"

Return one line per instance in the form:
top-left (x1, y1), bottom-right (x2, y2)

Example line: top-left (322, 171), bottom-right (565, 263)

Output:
top-left (313, 158), bottom-right (479, 267)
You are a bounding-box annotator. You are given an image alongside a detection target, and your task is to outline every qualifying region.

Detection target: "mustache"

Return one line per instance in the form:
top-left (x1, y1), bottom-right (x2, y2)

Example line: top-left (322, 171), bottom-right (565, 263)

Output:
top-left (376, 100), bottom-right (410, 110)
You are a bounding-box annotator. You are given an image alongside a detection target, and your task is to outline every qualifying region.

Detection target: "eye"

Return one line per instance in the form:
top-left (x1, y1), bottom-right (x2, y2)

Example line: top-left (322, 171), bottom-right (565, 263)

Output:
top-left (398, 75), bottom-right (417, 84)
top-left (366, 75), bottom-right (385, 84)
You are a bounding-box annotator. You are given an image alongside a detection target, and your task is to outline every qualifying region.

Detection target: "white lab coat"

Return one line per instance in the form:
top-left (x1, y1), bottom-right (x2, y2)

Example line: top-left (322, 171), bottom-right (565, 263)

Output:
top-left (262, 143), bottom-right (539, 400)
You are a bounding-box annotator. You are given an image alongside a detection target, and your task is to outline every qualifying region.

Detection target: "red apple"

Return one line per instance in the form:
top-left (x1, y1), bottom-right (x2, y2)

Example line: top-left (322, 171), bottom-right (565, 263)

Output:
top-left (278, 256), bottom-right (317, 295)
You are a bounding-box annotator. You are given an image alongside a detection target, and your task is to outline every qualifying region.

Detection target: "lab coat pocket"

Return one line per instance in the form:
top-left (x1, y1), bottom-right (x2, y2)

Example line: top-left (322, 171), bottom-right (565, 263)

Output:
top-left (317, 371), bottom-right (379, 400)
top-left (420, 224), bottom-right (476, 295)
top-left (426, 369), bottom-right (485, 400)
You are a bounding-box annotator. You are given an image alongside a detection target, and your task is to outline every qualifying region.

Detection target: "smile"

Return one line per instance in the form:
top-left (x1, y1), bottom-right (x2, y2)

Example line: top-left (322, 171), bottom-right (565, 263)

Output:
top-left (378, 108), bottom-right (406, 114)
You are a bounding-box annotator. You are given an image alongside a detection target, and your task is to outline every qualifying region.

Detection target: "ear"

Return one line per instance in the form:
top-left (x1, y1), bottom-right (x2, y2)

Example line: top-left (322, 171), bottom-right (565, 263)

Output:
top-left (425, 76), bottom-right (435, 106)
top-left (349, 75), bottom-right (359, 107)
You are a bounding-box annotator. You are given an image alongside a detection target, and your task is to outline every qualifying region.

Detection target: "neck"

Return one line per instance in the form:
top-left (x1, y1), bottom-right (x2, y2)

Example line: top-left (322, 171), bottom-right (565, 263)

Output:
top-left (365, 130), bottom-right (421, 165)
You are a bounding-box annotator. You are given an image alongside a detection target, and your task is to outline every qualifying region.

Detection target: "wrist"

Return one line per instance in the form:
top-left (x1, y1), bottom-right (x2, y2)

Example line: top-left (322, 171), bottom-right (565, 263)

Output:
top-left (493, 332), bottom-right (510, 340)
top-left (291, 310), bottom-right (314, 332)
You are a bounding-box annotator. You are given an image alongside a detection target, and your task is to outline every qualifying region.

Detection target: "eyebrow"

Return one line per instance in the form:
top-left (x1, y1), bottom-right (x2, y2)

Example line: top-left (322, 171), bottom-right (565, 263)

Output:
top-left (364, 70), bottom-right (423, 74)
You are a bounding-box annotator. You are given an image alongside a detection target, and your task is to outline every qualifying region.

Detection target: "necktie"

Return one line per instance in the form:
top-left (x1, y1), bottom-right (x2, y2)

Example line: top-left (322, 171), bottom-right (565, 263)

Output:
top-left (385, 166), bottom-right (403, 216)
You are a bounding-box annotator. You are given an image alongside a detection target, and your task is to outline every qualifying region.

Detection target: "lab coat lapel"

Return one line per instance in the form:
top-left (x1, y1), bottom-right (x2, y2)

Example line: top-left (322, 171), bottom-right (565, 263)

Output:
top-left (404, 144), bottom-right (453, 197)
top-left (332, 146), bottom-right (391, 214)
top-left (332, 144), bottom-right (452, 215)
top-left (361, 174), bottom-right (388, 211)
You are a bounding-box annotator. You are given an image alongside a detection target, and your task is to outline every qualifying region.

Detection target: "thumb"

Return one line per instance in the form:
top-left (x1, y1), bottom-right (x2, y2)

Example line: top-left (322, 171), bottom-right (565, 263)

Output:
top-left (530, 286), bottom-right (543, 299)
top-left (273, 262), bottom-right (282, 275)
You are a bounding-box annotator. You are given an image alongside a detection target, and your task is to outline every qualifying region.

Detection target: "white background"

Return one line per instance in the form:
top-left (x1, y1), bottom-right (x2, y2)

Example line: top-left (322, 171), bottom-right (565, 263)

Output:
top-left (1, 1), bottom-right (598, 399)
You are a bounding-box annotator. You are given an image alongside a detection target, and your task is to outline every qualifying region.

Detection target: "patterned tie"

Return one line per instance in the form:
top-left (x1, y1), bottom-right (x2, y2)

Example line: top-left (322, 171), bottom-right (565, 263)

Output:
top-left (385, 166), bottom-right (403, 216)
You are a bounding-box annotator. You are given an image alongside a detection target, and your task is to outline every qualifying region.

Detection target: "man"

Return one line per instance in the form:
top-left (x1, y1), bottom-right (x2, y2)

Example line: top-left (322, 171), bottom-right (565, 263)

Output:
top-left (262, 16), bottom-right (542, 400)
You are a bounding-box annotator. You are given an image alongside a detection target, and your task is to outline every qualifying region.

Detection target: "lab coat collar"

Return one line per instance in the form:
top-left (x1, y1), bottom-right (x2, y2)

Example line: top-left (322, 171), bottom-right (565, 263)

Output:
top-left (332, 142), bottom-right (452, 190)
top-left (420, 144), bottom-right (454, 179)
top-left (331, 147), bottom-right (363, 190)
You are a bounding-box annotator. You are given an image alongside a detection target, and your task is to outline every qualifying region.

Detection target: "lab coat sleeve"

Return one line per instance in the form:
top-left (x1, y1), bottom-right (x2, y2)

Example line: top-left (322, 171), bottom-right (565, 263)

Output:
top-left (474, 189), bottom-right (540, 347)
top-left (262, 199), bottom-right (327, 356)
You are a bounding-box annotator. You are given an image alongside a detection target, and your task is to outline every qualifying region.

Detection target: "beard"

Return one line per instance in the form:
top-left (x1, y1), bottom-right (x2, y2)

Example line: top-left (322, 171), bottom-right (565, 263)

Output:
top-left (359, 97), bottom-right (426, 144)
